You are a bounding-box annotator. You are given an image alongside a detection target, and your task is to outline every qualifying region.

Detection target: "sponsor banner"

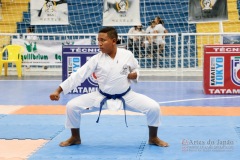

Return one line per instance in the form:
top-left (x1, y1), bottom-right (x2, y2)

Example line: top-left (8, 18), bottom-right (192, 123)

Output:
top-left (223, 35), bottom-right (240, 44)
top-left (12, 38), bottom-right (91, 65)
top-left (62, 45), bottom-right (100, 94)
top-left (103, 0), bottom-right (141, 26)
top-left (31, 0), bottom-right (69, 25)
top-left (188, 0), bottom-right (228, 23)
top-left (231, 56), bottom-right (240, 86)
top-left (208, 88), bottom-right (240, 94)
top-left (210, 57), bottom-right (224, 86)
top-left (204, 46), bottom-right (240, 53)
top-left (203, 45), bottom-right (240, 94)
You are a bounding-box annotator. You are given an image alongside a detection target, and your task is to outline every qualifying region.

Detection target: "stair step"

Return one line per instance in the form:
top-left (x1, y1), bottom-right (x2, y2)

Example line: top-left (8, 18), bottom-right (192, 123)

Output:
top-left (1, 0), bottom-right (30, 4)
top-left (0, 25), bottom-right (17, 33)
top-left (0, 14), bottom-right (23, 24)
top-left (2, 4), bottom-right (29, 13)
top-left (0, 36), bottom-right (11, 48)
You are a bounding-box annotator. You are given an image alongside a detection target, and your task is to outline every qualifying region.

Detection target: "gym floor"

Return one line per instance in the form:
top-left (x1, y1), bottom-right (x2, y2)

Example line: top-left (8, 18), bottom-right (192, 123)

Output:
top-left (0, 75), bottom-right (240, 160)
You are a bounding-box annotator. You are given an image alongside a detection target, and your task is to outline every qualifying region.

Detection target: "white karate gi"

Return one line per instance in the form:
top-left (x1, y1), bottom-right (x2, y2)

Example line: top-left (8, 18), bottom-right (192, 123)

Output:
top-left (60, 48), bottom-right (160, 128)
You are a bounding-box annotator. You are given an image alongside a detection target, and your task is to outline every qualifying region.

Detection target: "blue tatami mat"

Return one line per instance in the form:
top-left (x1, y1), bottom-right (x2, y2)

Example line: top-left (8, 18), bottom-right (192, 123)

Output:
top-left (29, 115), bottom-right (148, 160)
top-left (0, 115), bottom-right (65, 125)
top-left (0, 114), bottom-right (6, 120)
top-left (0, 115), bottom-right (65, 139)
top-left (29, 115), bottom-right (240, 160)
top-left (0, 124), bottom-right (65, 140)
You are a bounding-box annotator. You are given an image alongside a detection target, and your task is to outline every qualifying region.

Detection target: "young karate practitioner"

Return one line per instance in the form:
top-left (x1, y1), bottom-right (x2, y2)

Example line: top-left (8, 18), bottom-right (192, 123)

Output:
top-left (49, 27), bottom-right (168, 147)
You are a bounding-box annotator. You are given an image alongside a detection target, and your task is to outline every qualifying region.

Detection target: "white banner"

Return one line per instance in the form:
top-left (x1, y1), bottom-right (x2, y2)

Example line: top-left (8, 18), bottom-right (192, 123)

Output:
top-left (103, 0), bottom-right (141, 26)
top-left (188, 0), bottom-right (228, 23)
top-left (30, 0), bottom-right (69, 25)
top-left (12, 39), bottom-right (91, 65)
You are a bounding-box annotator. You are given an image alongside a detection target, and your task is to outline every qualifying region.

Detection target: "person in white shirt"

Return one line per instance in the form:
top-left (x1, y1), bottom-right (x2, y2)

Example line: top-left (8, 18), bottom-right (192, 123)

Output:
top-left (146, 20), bottom-right (157, 35)
top-left (144, 20), bottom-right (157, 58)
top-left (50, 27), bottom-right (168, 147)
top-left (128, 26), bottom-right (145, 42)
top-left (127, 26), bottom-right (145, 58)
top-left (26, 26), bottom-right (38, 41)
top-left (154, 16), bottom-right (168, 53)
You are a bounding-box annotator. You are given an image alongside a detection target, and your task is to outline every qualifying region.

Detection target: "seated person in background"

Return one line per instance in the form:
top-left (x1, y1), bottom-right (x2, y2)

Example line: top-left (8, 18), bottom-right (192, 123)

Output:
top-left (26, 26), bottom-right (38, 41)
top-left (144, 20), bottom-right (157, 58)
top-left (155, 16), bottom-right (164, 25)
top-left (127, 25), bottom-right (145, 58)
top-left (146, 20), bottom-right (157, 35)
top-left (153, 16), bottom-right (168, 55)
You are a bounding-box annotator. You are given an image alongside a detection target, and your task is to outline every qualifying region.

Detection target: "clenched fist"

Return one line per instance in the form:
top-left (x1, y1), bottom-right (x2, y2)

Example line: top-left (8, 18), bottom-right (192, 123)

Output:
top-left (50, 86), bottom-right (63, 101)
top-left (50, 92), bottom-right (60, 101)
top-left (127, 72), bottom-right (137, 80)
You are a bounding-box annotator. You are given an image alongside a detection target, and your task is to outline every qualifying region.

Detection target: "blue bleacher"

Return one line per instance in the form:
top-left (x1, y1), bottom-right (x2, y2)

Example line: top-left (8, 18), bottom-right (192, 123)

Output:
top-left (66, 0), bottom-right (99, 4)
top-left (143, 3), bottom-right (188, 13)
top-left (68, 4), bottom-right (101, 14)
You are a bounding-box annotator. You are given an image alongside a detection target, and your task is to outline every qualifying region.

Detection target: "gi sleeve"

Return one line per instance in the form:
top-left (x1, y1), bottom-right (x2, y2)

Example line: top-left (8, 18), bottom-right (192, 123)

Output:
top-left (129, 52), bottom-right (140, 83)
top-left (60, 54), bottom-right (98, 94)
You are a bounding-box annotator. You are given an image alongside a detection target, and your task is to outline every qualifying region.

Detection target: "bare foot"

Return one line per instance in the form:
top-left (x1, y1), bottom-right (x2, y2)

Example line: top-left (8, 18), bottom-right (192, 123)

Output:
top-left (59, 136), bottom-right (81, 147)
top-left (149, 137), bottom-right (169, 147)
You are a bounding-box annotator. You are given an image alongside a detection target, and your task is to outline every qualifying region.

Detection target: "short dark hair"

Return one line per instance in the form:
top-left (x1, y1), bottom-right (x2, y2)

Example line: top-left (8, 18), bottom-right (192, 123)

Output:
top-left (98, 27), bottom-right (118, 40)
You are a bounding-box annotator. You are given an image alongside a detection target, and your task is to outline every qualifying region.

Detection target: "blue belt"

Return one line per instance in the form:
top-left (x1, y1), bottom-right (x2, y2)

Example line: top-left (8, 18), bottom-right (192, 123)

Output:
top-left (96, 87), bottom-right (131, 127)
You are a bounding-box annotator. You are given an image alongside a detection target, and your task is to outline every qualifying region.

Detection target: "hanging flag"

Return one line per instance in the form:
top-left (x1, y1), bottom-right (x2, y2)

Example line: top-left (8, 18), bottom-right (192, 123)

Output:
top-left (31, 0), bottom-right (69, 25)
top-left (188, 0), bottom-right (228, 23)
top-left (103, 0), bottom-right (141, 26)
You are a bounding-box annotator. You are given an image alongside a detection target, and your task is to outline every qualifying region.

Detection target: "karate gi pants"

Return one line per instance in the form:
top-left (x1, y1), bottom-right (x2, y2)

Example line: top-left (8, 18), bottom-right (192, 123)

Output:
top-left (65, 90), bottom-right (161, 128)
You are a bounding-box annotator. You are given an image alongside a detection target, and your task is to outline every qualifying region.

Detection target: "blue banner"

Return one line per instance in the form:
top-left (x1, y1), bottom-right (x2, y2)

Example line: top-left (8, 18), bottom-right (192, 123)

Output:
top-left (62, 45), bottom-right (100, 94)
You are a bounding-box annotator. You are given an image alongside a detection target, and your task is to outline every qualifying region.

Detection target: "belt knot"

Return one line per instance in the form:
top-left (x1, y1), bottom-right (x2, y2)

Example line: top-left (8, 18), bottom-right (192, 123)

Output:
top-left (96, 87), bottom-right (131, 127)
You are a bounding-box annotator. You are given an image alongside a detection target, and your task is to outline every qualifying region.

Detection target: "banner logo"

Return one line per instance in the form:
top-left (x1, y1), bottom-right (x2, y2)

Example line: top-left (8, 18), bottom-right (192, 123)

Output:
top-left (88, 73), bottom-right (98, 86)
top-left (210, 57), bottom-right (224, 86)
top-left (200, 0), bottom-right (214, 10)
top-left (116, 0), bottom-right (129, 13)
top-left (68, 57), bottom-right (81, 76)
top-left (43, 1), bottom-right (57, 14)
top-left (25, 42), bottom-right (37, 52)
top-left (231, 56), bottom-right (240, 86)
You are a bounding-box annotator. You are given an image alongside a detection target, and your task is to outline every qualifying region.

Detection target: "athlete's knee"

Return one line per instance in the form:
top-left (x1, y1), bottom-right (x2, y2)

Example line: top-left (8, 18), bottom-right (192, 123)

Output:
top-left (146, 101), bottom-right (160, 126)
top-left (149, 101), bottom-right (160, 113)
top-left (66, 100), bottom-right (78, 113)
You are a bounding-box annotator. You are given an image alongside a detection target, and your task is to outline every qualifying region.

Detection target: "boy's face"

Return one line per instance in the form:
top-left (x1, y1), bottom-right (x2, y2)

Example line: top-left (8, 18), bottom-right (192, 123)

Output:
top-left (98, 32), bottom-right (116, 54)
